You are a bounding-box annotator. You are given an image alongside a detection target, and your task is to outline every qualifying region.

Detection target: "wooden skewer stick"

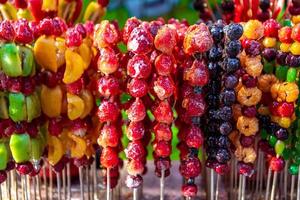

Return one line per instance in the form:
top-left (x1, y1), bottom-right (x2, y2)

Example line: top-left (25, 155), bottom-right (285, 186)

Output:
top-left (67, 163), bottom-right (71, 200)
top-left (56, 172), bottom-right (62, 200)
top-left (210, 169), bottom-right (214, 200)
top-left (133, 187), bottom-right (138, 200)
top-left (42, 164), bottom-right (48, 200)
top-left (62, 168), bottom-right (66, 200)
top-left (291, 175), bottom-right (296, 200)
top-left (160, 169), bottom-right (165, 200)
top-left (79, 167), bottom-right (84, 200)
top-left (215, 174), bottom-right (220, 200)
top-left (297, 166), bottom-right (300, 200)
top-left (270, 171), bottom-right (278, 200)
top-left (265, 169), bottom-right (272, 200)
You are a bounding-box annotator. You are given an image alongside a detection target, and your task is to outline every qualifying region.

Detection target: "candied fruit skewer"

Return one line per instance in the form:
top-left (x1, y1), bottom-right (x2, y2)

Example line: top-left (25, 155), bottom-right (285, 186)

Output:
top-left (149, 20), bottom-right (179, 200)
top-left (234, 20), bottom-right (264, 198)
top-left (177, 22), bottom-right (213, 199)
top-left (93, 19), bottom-right (122, 199)
top-left (289, 0), bottom-right (300, 25)
top-left (123, 19), bottom-right (154, 198)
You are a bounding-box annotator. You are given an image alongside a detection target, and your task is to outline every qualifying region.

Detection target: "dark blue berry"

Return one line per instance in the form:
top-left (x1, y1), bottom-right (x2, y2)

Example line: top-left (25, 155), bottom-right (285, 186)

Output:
top-left (262, 48), bottom-right (277, 62)
top-left (223, 58), bottom-right (240, 73)
top-left (220, 89), bottom-right (236, 105)
top-left (226, 40), bottom-right (242, 57)
top-left (217, 135), bottom-right (231, 148)
top-left (209, 46), bottom-right (223, 61)
top-left (275, 128), bottom-right (289, 140)
top-left (276, 51), bottom-right (288, 65)
top-left (218, 106), bottom-right (233, 121)
top-left (208, 62), bottom-right (222, 79)
top-left (210, 25), bottom-right (224, 43)
top-left (216, 148), bottom-right (231, 163)
top-left (225, 23), bottom-right (243, 41)
top-left (224, 75), bottom-right (238, 89)
top-left (219, 121), bottom-right (232, 135)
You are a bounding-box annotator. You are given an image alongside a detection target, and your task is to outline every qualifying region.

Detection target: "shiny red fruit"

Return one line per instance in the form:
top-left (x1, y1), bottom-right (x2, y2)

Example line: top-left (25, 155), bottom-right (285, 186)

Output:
top-left (98, 124), bottom-right (119, 147)
top-left (214, 163), bottom-right (230, 175)
top-left (98, 0), bottom-right (109, 7)
top-left (100, 147), bottom-right (119, 169)
top-left (66, 28), bottom-right (82, 47)
top-left (97, 76), bottom-right (119, 98)
top-left (154, 54), bottom-right (175, 76)
top-left (48, 118), bottom-right (62, 136)
top-left (125, 141), bottom-right (146, 160)
top-left (127, 54), bottom-right (152, 79)
top-left (153, 140), bottom-right (171, 158)
top-left (153, 76), bottom-right (175, 100)
top-left (126, 121), bottom-right (145, 141)
top-left (66, 78), bottom-right (84, 95)
top-left (127, 98), bottom-right (146, 122)
top-left (154, 25), bottom-right (177, 55)
top-left (14, 19), bottom-right (34, 44)
top-left (16, 162), bottom-right (33, 175)
top-left (292, 23), bottom-right (300, 42)
top-left (278, 26), bottom-right (293, 43)
top-left (185, 126), bottom-right (203, 149)
top-left (97, 100), bottom-right (119, 122)
top-left (152, 100), bottom-right (173, 124)
top-left (127, 25), bottom-right (154, 55)
top-left (182, 184), bottom-right (197, 197)
top-left (183, 60), bottom-right (209, 87)
top-left (263, 19), bottom-right (280, 38)
top-left (127, 160), bottom-right (144, 176)
top-left (179, 157), bottom-right (201, 178)
top-left (0, 171), bottom-right (7, 184)
top-left (14, 0), bottom-right (28, 9)
top-left (38, 18), bottom-right (54, 36)
top-left (269, 156), bottom-right (285, 172)
top-left (276, 102), bottom-right (294, 117)
top-left (0, 20), bottom-right (15, 41)
top-left (127, 78), bottom-right (148, 98)
top-left (182, 93), bottom-right (206, 117)
top-left (123, 17), bottom-right (141, 44)
top-left (153, 123), bottom-right (172, 141)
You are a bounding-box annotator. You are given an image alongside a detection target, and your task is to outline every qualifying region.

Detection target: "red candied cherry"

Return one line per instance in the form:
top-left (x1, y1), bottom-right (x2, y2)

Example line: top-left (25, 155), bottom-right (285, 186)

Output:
top-left (48, 118), bottom-right (62, 136)
top-left (0, 73), bottom-right (8, 90)
top-left (75, 23), bottom-right (87, 38)
top-left (127, 98), bottom-right (146, 122)
top-left (278, 26), bottom-right (293, 43)
top-left (182, 184), bottom-right (197, 197)
top-left (154, 25), bottom-right (177, 54)
top-left (0, 20), bottom-right (15, 41)
top-left (94, 20), bottom-right (120, 48)
top-left (14, 0), bottom-right (27, 8)
top-left (238, 162), bottom-right (255, 177)
top-left (214, 163), bottom-right (230, 175)
top-left (127, 54), bottom-right (152, 79)
top-left (183, 59), bottom-right (209, 87)
top-left (152, 100), bottom-right (174, 124)
top-left (183, 23), bottom-right (213, 55)
top-left (5, 161), bottom-right (15, 171)
top-left (14, 122), bottom-right (27, 134)
top-left (154, 54), bottom-right (175, 76)
top-left (263, 19), bottom-right (280, 38)
top-left (97, 75), bottom-right (119, 98)
top-left (97, 100), bottom-right (119, 122)
top-left (185, 125), bottom-right (203, 149)
top-left (240, 135), bottom-right (255, 147)
top-left (179, 157), bottom-right (201, 178)
top-left (7, 77), bottom-right (22, 93)
top-left (98, 124), bottom-right (119, 148)
top-left (205, 159), bottom-right (217, 168)
top-left (127, 25), bottom-right (154, 55)
top-left (123, 17), bottom-right (141, 43)
top-left (153, 123), bottom-right (172, 141)
top-left (66, 77), bottom-right (84, 95)
top-left (16, 161), bottom-right (33, 175)
top-left (153, 76), bottom-right (175, 100)
top-left (14, 19), bottom-right (34, 44)
top-left (125, 141), bottom-right (146, 160)
top-left (153, 140), bottom-right (172, 158)
top-left (29, 21), bottom-right (40, 39)
top-left (38, 18), bottom-right (54, 36)
top-left (98, 0), bottom-right (109, 7)
top-left (43, 71), bottom-right (58, 88)
top-left (181, 83), bottom-right (194, 98)
top-left (269, 156), bottom-right (285, 172)
top-left (127, 78), bottom-right (148, 98)
top-left (22, 77), bottom-right (35, 95)
top-left (125, 175), bottom-right (143, 188)
top-left (0, 171), bottom-right (7, 184)
top-left (70, 119), bottom-right (88, 135)
top-left (242, 106), bottom-right (257, 118)
top-left (100, 147), bottom-right (119, 169)
top-left (126, 160), bottom-right (144, 176)
top-left (242, 74), bottom-right (257, 88)
top-left (182, 93), bottom-right (206, 117)
top-left (275, 102), bottom-right (294, 117)
top-left (84, 21), bottom-right (94, 36)
top-left (126, 121), bottom-right (145, 141)
top-left (27, 123), bottom-right (38, 137)
top-left (155, 157), bottom-right (171, 171)
top-left (66, 28), bottom-right (82, 47)
top-left (292, 23), bottom-right (300, 42)
top-left (52, 18), bottom-right (65, 37)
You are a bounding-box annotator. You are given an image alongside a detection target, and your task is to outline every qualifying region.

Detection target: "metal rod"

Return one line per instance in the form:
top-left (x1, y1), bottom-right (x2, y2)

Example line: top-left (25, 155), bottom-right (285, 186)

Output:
top-left (241, 175), bottom-right (246, 200)
top-left (215, 174), bottom-right (220, 200)
top-left (297, 166), bottom-right (300, 200)
top-left (265, 169), bottom-right (272, 200)
top-left (79, 167), bottom-right (84, 200)
top-left (237, 174), bottom-right (242, 200)
top-left (50, 167), bottom-right (53, 200)
top-left (67, 163), bottom-right (71, 200)
top-left (92, 161), bottom-right (97, 200)
top-left (160, 169), bottom-right (165, 200)
top-left (56, 173), bottom-right (61, 200)
top-left (270, 171), bottom-right (278, 200)
top-left (133, 187), bottom-right (138, 200)
top-left (33, 176), bottom-right (36, 200)
top-left (86, 167), bottom-right (90, 200)
top-left (210, 169), bottom-right (214, 200)
top-left (36, 176), bottom-right (42, 200)
top-left (62, 169), bottom-right (66, 200)
top-left (42, 165), bottom-right (48, 200)
top-left (291, 175), bottom-right (296, 200)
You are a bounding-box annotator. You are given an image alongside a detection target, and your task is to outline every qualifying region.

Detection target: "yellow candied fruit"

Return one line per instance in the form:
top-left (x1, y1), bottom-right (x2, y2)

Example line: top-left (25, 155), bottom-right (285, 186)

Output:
top-left (292, 15), bottom-right (300, 25)
top-left (243, 20), bottom-right (264, 40)
top-left (271, 116), bottom-right (292, 128)
top-left (262, 37), bottom-right (277, 48)
top-left (290, 42), bottom-right (300, 55)
top-left (280, 43), bottom-right (291, 53)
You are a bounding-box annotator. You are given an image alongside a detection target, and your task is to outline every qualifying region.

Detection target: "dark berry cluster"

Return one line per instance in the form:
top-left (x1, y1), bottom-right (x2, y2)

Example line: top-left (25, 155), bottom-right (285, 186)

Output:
top-left (193, 0), bottom-right (212, 22)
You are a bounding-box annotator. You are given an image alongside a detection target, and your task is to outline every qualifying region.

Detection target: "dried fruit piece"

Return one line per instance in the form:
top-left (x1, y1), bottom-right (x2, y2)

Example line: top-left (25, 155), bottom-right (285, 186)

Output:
top-left (237, 116), bottom-right (259, 136)
top-left (237, 86), bottom-right (262, 106)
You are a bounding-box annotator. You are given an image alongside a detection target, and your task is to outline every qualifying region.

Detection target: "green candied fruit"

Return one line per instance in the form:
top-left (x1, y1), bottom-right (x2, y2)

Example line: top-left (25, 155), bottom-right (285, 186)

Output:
top-left (275, 140), bottom-right (285, 155)
top-left (269, 135), bottom-right (277, 147)
top-left (286, 68), bottom-right (297, 82)
top-left (283, 19), bottom-right (292, 27)
top-left (275, 65), bottom-right (288, 81)
top-left (260, 129), bottom-right (268, 140)
top-left (263, 60), bottom-right (274, 74)
top-left (282, 148), bottom-right (290, 160)
top-left (289, 163), bottom-right (299, 175)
